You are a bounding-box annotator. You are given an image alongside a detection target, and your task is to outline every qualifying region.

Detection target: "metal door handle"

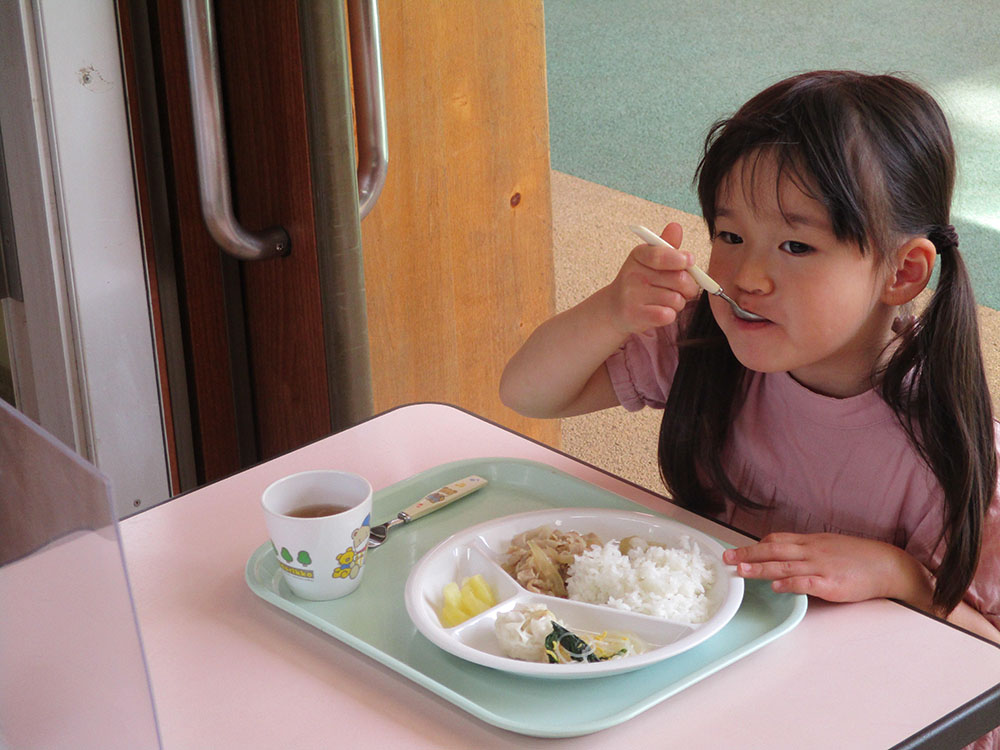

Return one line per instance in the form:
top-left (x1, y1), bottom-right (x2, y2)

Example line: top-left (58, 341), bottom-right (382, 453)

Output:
top-left (181, 0), bottom-right (290, 260)
top-left (347, 0), bottom-right (388, 219)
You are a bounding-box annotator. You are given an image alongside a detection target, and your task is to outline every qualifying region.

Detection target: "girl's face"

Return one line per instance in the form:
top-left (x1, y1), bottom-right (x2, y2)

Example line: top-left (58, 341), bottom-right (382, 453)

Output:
top-left (707, 155), bottom-right (896, 398)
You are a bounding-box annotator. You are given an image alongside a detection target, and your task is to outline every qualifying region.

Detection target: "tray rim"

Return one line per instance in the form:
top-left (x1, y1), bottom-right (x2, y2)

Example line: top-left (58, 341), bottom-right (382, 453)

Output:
top-left (245, 456), bottom-right (807, 737)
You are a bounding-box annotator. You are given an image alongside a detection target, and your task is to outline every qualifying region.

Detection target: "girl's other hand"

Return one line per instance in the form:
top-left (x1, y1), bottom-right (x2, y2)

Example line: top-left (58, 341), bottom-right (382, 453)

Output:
top-left (606, 223), bottom-right (700, 335)
top-left (725, 532), bottom-right (1000, 643)
top-left (722, 532), bottom-right (928, 604)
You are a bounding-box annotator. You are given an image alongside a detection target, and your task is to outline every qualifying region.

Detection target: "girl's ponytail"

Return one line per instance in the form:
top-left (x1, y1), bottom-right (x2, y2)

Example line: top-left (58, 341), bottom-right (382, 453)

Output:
top-left (881, 229), bottom-right (997, 613)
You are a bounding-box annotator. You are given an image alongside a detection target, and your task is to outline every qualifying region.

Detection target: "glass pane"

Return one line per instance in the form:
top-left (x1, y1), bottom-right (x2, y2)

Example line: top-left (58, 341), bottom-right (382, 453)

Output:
top-left (0, 305), bottom-right (12, 406)
top-left (0, 400), bottom-right (160, 749)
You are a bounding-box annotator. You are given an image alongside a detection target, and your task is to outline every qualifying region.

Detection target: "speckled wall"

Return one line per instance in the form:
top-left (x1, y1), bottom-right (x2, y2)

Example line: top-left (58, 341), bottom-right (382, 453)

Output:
top-left (545, 0), bottom-right (1000, 308)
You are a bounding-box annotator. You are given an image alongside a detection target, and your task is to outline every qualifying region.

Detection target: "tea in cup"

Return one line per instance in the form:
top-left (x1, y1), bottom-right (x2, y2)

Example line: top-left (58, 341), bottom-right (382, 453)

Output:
top-left (261, 470), bottom-right (373, 600)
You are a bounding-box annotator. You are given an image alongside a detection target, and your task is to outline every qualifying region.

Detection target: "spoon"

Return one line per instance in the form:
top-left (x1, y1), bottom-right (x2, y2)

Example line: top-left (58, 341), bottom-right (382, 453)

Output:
top-left (367, 475), bottom-right (487, 549)
top-left (630, 225), bottom-right (767, 322)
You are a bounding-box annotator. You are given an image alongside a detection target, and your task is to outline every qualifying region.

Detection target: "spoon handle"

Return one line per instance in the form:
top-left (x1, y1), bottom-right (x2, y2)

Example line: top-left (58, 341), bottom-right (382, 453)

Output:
top-left (629, 225), bottom-right (722, 295)
top-left (398, 475), bottom-right (487, 522)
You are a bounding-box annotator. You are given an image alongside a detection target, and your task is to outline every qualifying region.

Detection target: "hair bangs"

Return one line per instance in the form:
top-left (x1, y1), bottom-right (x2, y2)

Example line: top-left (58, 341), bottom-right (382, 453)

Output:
top-left (696, 74), bottom-right (885, 255)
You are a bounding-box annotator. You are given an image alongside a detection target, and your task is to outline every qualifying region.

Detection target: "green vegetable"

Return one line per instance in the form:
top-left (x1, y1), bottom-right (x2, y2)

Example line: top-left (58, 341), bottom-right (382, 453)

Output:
top-left (544, 622), bottom-right (600, 663)
top-left (543, 622), bottom-right (633, 664)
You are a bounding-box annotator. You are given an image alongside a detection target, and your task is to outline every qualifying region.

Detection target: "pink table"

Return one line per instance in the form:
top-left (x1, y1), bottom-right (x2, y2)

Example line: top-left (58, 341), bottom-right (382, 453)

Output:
top-left (122, 403), bottom-right (1000, 748)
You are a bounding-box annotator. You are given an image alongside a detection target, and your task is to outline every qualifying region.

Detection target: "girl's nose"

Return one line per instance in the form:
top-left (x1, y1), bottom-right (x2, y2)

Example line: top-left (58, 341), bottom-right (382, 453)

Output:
top-left (732, 249), bottom-right (774, 296)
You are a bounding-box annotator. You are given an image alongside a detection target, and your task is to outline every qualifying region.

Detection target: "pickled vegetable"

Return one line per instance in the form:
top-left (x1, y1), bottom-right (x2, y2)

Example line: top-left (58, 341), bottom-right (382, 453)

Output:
top-left (437, 574), bottom-right (496, 627)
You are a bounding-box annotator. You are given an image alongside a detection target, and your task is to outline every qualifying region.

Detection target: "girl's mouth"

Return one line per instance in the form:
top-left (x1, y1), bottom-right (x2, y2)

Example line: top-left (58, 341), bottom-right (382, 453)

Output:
top-left (732, 307), bottom-right (772, 327)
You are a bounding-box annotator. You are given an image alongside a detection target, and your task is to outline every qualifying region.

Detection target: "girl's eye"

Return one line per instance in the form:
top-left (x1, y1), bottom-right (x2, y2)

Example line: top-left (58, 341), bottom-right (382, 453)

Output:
top-left (717, 231), bottom-right (743, 244)
top-left (780, 240), bottom-right (813, 256)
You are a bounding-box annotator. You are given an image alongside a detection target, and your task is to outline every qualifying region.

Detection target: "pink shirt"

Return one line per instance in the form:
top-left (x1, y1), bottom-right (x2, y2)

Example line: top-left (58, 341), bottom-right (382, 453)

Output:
top-left (606, 323), bottom-right (1000, 631)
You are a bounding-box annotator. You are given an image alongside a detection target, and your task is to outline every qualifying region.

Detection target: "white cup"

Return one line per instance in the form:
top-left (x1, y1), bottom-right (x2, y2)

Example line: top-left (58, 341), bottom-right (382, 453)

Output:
top-left (261, 470), bottom-right (373, 600)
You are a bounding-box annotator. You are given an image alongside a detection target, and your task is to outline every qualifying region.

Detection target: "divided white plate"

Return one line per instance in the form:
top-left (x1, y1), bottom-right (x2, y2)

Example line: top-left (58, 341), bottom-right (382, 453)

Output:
top-left (404, 507), bottom-right (744, 678)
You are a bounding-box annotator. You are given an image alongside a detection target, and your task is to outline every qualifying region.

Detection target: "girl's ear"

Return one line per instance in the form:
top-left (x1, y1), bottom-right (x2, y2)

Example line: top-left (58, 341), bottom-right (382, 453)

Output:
top-left (881, 237), bottom-right (936, 305)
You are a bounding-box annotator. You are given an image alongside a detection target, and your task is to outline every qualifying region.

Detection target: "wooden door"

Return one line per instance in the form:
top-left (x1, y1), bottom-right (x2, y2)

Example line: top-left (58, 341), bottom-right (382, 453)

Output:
top-left (126, 0), bottom-right (337, 486)
top-left (122, 0), bottom-right (557, 491)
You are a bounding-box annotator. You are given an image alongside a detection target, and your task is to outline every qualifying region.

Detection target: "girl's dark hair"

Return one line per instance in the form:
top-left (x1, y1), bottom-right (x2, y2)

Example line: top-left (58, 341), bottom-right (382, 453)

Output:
top-left (659, 70), bottom-right (996, 613)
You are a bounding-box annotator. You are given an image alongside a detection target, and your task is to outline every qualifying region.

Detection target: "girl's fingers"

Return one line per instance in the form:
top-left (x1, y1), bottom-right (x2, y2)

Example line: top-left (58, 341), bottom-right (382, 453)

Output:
top-left (632, 243), bottom-right (693, 272)
top-left (631, 304), bottom-right (679, 330)
top-left (660, 222), bottom-right (684, 250)
top-left (727, 534), bottom-right (906, 604)
top-left (620, 277), bottom-right (695, 323)
top-left (646, 272), bottom-right (699, 299)
top-left (609, 233), bottom-right (699, 331)
top-left (771, 576), bottom-right (826, 596)
top-left (724, 541), bottom-right (808, 565)
top-left (735, 560), bottom-right (814, 580)
top-left (623, 278), bottom-right (686, 308)
top-left (630, 267), bottom-right (700, 302)
top-left (759, 532), bottom-right (810, 545)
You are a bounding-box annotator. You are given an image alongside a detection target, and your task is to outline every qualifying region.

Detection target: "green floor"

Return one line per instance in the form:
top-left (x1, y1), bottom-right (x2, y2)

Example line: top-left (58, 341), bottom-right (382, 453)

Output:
top-left (545, 0), bottom-right (1000, 308)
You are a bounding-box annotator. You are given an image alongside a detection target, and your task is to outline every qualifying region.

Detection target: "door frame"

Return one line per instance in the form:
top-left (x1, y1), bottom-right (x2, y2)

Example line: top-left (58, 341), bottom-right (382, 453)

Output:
top-left (0, 0), bottom-right (169, 517)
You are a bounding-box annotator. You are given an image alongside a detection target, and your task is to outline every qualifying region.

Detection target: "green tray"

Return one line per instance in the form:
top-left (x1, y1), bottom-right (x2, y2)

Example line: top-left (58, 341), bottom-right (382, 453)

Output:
top-left (245, 458), bottom-right (807, 738)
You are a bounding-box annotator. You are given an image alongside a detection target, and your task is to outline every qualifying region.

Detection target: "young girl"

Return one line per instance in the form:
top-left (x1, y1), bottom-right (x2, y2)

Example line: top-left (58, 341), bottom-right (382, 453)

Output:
top-left (501, 71), bottom-right (1000, 656)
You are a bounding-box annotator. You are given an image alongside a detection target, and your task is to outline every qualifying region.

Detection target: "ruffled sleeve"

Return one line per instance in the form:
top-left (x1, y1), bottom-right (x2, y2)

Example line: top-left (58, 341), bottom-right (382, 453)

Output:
top-left (605, 324), bottom-right (681, 412)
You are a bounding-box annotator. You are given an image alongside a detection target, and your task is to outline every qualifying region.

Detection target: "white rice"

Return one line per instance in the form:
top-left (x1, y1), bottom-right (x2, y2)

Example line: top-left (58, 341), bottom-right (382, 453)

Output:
top-left (566, 536), bottom-right (716, 624)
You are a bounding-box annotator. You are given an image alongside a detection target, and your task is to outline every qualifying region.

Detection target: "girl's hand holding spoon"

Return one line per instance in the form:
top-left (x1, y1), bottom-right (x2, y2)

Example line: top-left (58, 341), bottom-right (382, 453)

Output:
top-left (606, 223), bottom-right (701, 335)
top-left (631, 224), bottom-right (767, 322)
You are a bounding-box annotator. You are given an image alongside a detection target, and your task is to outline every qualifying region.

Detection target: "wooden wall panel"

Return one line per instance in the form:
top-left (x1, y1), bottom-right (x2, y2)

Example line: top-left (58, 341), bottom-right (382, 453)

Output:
top-left (362, 1), bottom-right (560, 447)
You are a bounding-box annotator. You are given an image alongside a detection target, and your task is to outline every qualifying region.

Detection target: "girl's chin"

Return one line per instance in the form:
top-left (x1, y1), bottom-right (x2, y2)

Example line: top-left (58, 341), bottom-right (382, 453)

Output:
top-left (730, 354), bottom-right (786, 373)
top-left (723, 339), bottom-right (792, 373)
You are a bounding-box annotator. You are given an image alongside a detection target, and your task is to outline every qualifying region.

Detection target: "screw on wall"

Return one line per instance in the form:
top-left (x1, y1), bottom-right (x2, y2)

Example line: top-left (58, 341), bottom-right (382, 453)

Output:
top-left (77, 65), bottom-right (113, 92)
